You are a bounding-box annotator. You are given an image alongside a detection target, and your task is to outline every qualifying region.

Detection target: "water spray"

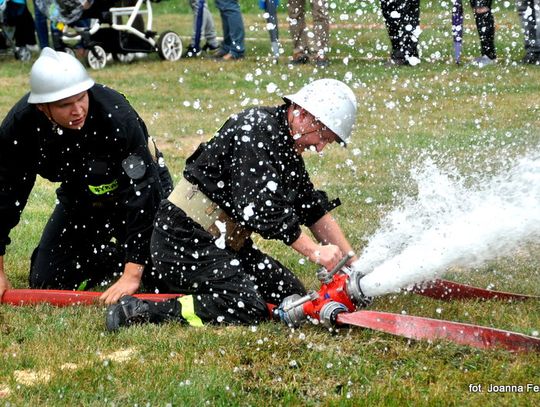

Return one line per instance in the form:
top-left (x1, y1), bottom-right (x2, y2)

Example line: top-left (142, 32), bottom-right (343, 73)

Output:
top-left (355, 152), bottom-right (540, 297)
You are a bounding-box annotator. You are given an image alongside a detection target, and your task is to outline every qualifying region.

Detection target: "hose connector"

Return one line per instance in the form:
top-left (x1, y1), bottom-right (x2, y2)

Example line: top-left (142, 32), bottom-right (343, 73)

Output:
top-left (346, 270), bottom-right (373, 308)
top-left (277, 293), bottom-right (311, 328)
top-left (319, 301), bottom-right (348, 328)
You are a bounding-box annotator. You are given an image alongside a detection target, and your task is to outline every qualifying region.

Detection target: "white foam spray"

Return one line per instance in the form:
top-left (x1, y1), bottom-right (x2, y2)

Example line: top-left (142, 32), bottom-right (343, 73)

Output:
top-left (357, 150), bottom-right (540, 297)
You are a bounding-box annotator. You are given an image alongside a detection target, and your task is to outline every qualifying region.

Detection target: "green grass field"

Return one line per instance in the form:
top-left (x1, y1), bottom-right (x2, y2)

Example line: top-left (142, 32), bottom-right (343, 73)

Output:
top-left (1, 1), bottom-right (540, 405)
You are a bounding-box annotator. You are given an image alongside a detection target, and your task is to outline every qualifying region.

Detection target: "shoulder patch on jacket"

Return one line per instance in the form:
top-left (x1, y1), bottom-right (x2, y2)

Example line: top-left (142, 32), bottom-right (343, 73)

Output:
top-left (122, 154), bottom-right (146, 180)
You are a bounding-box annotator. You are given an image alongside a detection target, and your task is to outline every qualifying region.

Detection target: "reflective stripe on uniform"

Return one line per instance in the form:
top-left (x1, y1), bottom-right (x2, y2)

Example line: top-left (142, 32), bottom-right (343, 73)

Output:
top-left (178, 295), bottom-right (204, 327)
top-left (88, 179), bottom-right (119, 195)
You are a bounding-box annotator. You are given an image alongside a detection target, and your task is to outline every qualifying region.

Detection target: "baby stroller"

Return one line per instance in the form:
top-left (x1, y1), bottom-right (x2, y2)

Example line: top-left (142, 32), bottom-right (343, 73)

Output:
top-left (37, 0), bottom-right (182, 69)
top-left (0, 0), bottom-right (11, 58)
top-left (0, 0), bottom-right (34, 61)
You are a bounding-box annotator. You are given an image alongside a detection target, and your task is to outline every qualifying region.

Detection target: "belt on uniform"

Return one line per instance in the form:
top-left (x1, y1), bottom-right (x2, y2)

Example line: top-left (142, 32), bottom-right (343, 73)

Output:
top-left (167, 177), bottom-right (252, 251)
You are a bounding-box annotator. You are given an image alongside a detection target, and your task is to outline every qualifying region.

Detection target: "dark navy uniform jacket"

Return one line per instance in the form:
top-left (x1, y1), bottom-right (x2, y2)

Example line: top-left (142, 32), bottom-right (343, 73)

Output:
top-left (184, 105), bottom-right (339, 246)
top-left (0, 84), bottom-right (171, 264)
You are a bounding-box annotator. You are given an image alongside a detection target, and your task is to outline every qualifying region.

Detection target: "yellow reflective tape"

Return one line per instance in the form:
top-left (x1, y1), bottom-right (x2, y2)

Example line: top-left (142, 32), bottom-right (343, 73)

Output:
top-left (179, 296), bottom-right (204, 327)
top-left (88, 179), bottom-right (119, 195)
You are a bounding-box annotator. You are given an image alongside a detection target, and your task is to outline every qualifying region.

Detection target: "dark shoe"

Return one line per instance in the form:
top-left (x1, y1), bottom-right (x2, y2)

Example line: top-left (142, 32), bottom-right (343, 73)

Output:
top-left (314, 56), bottom-right (329, 68)
top-left (384, 57), bottom-right (409, 67)
top-left (291, 53), bottom-right (309, 64)
top-left (522, 52), bottom-right (540, 65)
top-left (202, 42), bottom-right (220, 55)
top-left (106, 296), bottom-right (182, 332)
top-left (211, 48), bottom-right (229, 59)
top-left (183, 44), bottom-right (200, 58)
top-left (14, 46), bottom-right (31, 61)
top-left (106, 296), bottom-right (151, 332)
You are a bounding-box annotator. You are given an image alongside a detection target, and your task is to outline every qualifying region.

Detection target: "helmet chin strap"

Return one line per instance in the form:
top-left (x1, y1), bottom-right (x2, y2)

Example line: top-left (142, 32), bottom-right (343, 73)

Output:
top-left (44, 104), bottom-right (54, 123)
top-left (37, 104), bottom-right (54, 123)
top-left (38, 103), bottom-right (63, 131)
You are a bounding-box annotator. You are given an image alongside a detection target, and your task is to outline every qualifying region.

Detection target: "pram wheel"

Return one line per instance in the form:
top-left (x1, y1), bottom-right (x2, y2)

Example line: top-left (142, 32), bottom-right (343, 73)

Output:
top-left (157, 31), bottom-right (182, 62)
top-left (86, 45), bottom-right (107, 70)
top-left (63, 48), bottom-right (76, 57)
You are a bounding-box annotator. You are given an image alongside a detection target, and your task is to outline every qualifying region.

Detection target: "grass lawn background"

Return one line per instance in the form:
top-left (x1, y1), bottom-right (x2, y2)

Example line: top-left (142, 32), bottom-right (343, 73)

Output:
top-left (1, 1), bottom-right (539, 405)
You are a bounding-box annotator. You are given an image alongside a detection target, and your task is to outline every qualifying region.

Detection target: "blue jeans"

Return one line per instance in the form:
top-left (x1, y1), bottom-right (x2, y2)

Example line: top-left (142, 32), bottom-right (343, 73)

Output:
top-left (190, 0), bottom-right (218, 48)
top-left (215, 0), bottom-right (245, 57)
top-left (33, 0), bottom-right (49, 48)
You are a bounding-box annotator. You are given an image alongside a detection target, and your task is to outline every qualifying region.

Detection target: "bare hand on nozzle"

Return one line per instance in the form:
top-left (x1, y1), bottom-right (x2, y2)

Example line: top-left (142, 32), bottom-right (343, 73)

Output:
top-left (309, 244), bottom-right (343, 271)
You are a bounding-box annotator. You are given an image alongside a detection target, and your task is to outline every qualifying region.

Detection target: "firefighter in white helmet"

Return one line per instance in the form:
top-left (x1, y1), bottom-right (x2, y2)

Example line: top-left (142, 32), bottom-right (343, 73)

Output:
top-left (106, 79), bottom-right (364, 331)
top-left (283, 78), bottom-right (357, 146)
top-left (0, 48), bottom-right (172, 304)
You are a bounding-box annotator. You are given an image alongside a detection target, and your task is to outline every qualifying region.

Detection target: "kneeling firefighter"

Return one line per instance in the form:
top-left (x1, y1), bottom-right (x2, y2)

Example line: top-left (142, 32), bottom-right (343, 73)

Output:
top-left (106, 78), bottom-right (370, 330)
top-left (0, 48), bottom-right (173, 305)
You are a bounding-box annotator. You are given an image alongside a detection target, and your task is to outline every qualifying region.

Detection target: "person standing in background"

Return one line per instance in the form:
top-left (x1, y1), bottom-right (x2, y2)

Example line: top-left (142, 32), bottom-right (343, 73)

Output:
top-left (515, 0), bottom-right (540, 64)
top-left (287, 0), bottom-right (330, 67)
top-left (32, 0), bottom-right (49, 49)
top-left (469, 0), bottom-right (497, 67)
top-left (3, 0), bottom-right (38, 59)
top-left (380, 0), bottom-right (421, 66)
top-left (213, 0), bottom-right (245, 60)
top-left (183, 0), bottom-right (220, 57)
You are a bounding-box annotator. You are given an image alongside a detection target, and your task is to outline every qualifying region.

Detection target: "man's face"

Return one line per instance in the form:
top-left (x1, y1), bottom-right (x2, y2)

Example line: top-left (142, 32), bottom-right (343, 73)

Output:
top-left (37, 91), bottom-right (89, 130)
top-left (290, 108), bottom-right (338, 154)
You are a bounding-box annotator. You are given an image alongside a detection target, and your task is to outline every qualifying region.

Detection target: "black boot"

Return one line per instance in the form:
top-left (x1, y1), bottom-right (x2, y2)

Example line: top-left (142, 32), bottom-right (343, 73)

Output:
top-left (474, 9), bottom-right (497, 60)
top-left (106, 296), bottom-right (181, 332)
top-left (182, 44), bottom-right (200, 58)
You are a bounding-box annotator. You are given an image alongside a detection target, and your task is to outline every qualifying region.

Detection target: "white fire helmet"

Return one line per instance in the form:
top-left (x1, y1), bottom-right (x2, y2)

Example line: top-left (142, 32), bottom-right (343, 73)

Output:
top-left (28, 47), bottom-right (95, 104)
top-left (283, 79), bottom-right (357, 146)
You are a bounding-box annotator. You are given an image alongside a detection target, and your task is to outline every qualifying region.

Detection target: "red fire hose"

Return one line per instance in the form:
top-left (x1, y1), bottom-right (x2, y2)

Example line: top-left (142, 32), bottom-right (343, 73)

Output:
top-left (2, 288), bottom-right (539, 353)
top-left (1, 289), bottom-right (179, 306)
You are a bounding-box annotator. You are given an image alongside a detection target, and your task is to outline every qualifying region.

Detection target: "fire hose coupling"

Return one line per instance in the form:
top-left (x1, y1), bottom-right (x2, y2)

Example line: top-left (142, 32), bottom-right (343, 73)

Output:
top-left (319, 301), bottom-right (348, 328)
top-left (277, 292), bottom-right (317, 328)
top-left (277, 253), bottom-right (373, 328)
top-left (345, 269), bottom-right (373, 308)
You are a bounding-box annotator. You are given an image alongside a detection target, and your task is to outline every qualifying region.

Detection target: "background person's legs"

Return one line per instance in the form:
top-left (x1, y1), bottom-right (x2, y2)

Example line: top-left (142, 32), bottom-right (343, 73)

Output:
top-left (471, 0), bottom-right (497, 62)
top-left (215, 0), bottom-right (245, 58)
top-left (311, 0), bottom-right (330, 64)
top-left (515, 0), bottom-right (540, 63)
top-left (287, 0), bottom-right (309, 62)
